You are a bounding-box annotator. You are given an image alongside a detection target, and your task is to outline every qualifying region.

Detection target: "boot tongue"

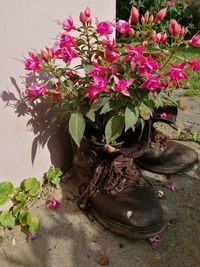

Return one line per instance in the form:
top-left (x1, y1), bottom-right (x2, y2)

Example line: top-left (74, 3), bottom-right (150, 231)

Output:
top-left (78, 154), bottom-right (150, 210)
top-left (150, 127), bottom-right (171, 151)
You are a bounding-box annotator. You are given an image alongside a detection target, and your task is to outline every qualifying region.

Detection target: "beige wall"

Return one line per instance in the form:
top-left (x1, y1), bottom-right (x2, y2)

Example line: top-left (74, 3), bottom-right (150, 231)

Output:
top-left (0, 0), bottom-right (116, 185)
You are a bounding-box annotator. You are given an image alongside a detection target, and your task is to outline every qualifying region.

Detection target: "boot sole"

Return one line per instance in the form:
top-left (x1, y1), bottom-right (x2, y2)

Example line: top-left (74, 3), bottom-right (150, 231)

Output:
top-left (135, 159), bottom-right (199, 175)
top-left (91, 206), bottom-right (165, 239)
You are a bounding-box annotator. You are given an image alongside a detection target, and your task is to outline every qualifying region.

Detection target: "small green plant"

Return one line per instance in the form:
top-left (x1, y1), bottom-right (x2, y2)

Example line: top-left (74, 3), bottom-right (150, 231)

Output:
top-left (43, 166), bottom-right (63, 186)
top-left (0, 178), bottom-right (40, 233)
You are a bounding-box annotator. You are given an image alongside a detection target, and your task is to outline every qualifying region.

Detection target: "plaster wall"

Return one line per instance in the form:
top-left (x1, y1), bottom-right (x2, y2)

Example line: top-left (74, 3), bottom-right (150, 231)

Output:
top-left (0, 0), bottom-right (116, 184)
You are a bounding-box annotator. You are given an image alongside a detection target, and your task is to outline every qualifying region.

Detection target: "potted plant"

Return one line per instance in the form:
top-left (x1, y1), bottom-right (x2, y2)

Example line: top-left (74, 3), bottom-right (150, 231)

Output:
top-left (24, 6), bottom-right (200, 239)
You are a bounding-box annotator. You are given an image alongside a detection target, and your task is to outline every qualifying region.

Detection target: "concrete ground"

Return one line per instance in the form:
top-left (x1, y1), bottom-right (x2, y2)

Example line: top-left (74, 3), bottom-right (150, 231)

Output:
top-left (0, 96), bottom-right (200, 267)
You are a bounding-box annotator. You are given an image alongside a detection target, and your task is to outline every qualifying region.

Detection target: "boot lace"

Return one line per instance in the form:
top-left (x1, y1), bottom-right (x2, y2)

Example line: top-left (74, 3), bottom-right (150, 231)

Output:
top-left (150, 127), bottom-right (171, 151)
top-left (78, 154), bottom-right (149, 210)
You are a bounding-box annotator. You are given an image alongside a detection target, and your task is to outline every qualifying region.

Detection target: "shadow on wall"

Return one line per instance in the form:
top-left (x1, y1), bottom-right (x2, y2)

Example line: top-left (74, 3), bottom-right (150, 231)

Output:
top-left (1, 76), bottom-right (72, 171)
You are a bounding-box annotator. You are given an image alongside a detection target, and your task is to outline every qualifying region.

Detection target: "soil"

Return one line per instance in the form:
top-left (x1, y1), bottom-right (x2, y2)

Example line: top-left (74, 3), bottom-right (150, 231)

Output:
top-left (0, 96), bottom-right (200, 267)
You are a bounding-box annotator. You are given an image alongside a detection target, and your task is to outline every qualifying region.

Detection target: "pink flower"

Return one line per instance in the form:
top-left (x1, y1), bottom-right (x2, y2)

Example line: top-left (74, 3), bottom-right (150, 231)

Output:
top-left (168, 19), bottom-right (181, 36)
top-left (129, 6), bottom-right (139, 24)
top-left (149, 234), bottom-right (161, 248)
top-left (62, 17), bottom-right (76, 32)
top-left (86, 87), bottom-right (101, 100)
top-left (139, 74), bottom-right (161, 92)
top-left (93, 77), bottom-right (109, 92)
top-left (165, 63), bottom-right (188, 83)
top-left (154, 8), bottom-right (167, 23)
top-left (116, 20), bottom-right (130, 37)
top-left (96, 20), bottom-right (113, 36)
top-left (24, 52), bottom-right (40, 72)
top-left (102, 39), bottom-right (119, 63)
top-left (123, 44), bottom-right (144, 70)
top-left (87, 63), bottom-right (109, 77)
top-left (113, 78), bottom-right (132, 96)
top-left (50, 45), bottom-right (62, 58)
top-left (41, 47), bottom-right (53, 63)
top-left (26, 232), bottom-right (40, 242)
top-left (138, 56), bottom-right (159, 74)
top-left (61, 46), bottom-right (78, 63)
top-left (84, 7), bottom-right (91, 17)
top-left (188, 58), bottom-right (200, 71)
top-left (79, 12), bottom-right (87, 25)
top-left (188, 34), bottom-right (200, 48)
top-left (27, 83), bottom-right (47, 99)
top-left (59, 34), bottom-right (77, 48)
top-left (167, 182), bottom-right (177, 191)
top-left (47, 198), bottom-right (60, 209)
top-left (160, 112), bottom-right (167, 119)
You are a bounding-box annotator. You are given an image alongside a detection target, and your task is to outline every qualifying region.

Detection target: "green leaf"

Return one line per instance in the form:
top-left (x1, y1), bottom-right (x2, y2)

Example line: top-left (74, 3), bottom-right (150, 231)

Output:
top-left (12, 203), bottom-right (25, 217)
top-left (89, 97), bottom-right (109, 112)
top-left (19, 210), bottom-right (29, 226)
top-left (125, 106), bottom-right (139, 131)
top-left (44, 166), bottom-right (63, 185)
top-left (0, 182), bottom-right (14, 195)
top-left (0, 194), bottom-right (10, 205)
top-left (28, 216), bottom-right (39, 233)
top-left (82, 63), bottom-right (93, 72)
top-left (15, 191), bottom-right (26, 202)
top-left (140, 103), bottom-right (153, 117)
top-left (138, 118), bottom-right (145, 140)
top-left (69, 113), bottom-right (85, 147)
top-left (105, 115), bottom-right (125, 144)
top-left (100, 101), bottom-right (114, 115)
top-left (86, 110), bottom-right (95, 122)
top-left (0, 211), bottom-right (15, 227)
top-left (23, 178), bottom-right (40, 196)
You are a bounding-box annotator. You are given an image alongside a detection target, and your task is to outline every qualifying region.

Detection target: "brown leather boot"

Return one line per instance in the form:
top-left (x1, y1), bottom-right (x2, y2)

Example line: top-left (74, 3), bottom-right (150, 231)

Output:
top-left (73, 140), bottom-right (164, 239)
top-left (135, 106), bottom-right (199, 174)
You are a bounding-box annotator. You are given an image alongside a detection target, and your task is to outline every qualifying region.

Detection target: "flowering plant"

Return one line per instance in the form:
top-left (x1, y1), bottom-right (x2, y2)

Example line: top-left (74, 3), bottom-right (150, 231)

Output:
top-left (25, 6), bottom-right (200, 146)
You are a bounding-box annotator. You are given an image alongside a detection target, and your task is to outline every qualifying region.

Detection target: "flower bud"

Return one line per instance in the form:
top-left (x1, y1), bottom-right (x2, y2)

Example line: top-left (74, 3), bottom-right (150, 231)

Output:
top-left (129, 28), bottom-right (135, 39)
top-left (84, 6), bottom-right (91, 17)
top-left (79, 11), bottom-right (87, 25)
top-left (130, 6), bottom-right (139, 24)
top-left (149, 30), bottom-right (156, 40)
top-left (188, 34), bottom-right (200, 48)
top-left (148, 14), bottom-right (154, 24)
top-left (154, 8), bottom-right (167, 23)
top-left (141, 15), bottom-right (145, 25)
top-left (168, 19), bottom-right (181, 36)
top-left (41, 50), bottom-right (48, 63)
top-left (144, 11), bottom-right (150, 24)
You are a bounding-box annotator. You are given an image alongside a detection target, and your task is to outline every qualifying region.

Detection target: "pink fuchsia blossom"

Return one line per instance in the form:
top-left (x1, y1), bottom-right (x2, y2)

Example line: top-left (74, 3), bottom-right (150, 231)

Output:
top-left (139, 74), bottom-right (161, 92)
top-left (87, 63), bottom-right (109, 77)
top-left (102, 39), bottom-right (120, 63)
top-left (51, 87), bottom-right (61, 101)
top-left (116, 20), bottom-right (130, 37)
top-left (154, 8), bottom-right (167, 23)
top-left (62, 17), bottom-right (76, 32)
top-left (84, 7), bottom-right (91, 17)
top-left (59, 34), bottom-right (77, 48)
top-left (86, 87), bottom-right (101, 100)
top-left (165, 63), bottom-right (188, 83)
top-left (188, 58), bottom-right (200, 71)
top-left (160, 112), bottom-right (167, 119)
top-left (129, 6), bottom-right (140, 24)
top-left (79, 12), bottom-right (87, 25)
top-left (168, 19), bottom-right (181, 36)
top-left (96, 20), bottom-right (113, 36)
top-left (26, 232), bottom-right (40, 242)
top-left (123, 44), bottom-right (144, 70)
top-left (92, 77), bottom-right (109, 92)
top-left (61, 46), bottom-right (78, 63)
top-left (50, 45), bottom-right (62, 58)
top-left (188, 34), bottom-right (200, 48)
top-left (24, 52), bottom-right (40, 72)
top-left (113, 78), bottom-right (132, 96)
top-left (27, 83), bottom-right (47, 99)
top-left (138, 56), bottom-right (159, 74)
top-left (47, 198), bottom-right (60, 209)
top-left (167, 182), bottom-right (177, 191)
top-left (149, 234), bottom-right (161, 248)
